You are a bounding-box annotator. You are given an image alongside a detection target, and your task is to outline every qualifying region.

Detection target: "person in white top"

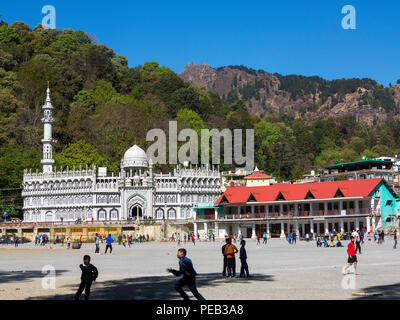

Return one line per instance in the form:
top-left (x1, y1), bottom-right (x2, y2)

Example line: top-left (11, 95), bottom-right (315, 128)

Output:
top-left (351, 230), bottom-right (358, 241)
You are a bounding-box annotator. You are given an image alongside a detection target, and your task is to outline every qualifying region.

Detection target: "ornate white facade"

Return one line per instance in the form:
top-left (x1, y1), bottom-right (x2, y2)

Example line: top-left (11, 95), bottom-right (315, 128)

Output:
top-left (21, 89), bottom-right (221, 223)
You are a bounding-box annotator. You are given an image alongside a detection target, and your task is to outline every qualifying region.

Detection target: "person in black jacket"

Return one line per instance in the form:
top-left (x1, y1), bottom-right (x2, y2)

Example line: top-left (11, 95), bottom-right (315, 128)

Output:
top-left (74, 255), bottom-right (98, 300)
top-left (239, 240), bottom-right (250, 278)
top-left (221, 238), bottom-right (229, 277)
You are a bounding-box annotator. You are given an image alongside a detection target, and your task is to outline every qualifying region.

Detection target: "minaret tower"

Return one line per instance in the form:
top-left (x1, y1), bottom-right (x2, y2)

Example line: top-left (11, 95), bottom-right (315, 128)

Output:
top-left (41, 86), bottom-right (55, 173)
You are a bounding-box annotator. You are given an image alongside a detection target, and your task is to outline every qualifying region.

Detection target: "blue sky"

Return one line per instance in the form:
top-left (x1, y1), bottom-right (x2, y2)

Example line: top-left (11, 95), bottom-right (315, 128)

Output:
top-left (1, 0), bottom-right (399, 86)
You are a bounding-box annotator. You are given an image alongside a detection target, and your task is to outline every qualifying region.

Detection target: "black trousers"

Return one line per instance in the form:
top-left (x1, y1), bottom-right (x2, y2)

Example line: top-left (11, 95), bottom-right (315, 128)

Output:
top-left (95, 244), bottom-right (99, 253)
top-left (222, 256), bottom-right (227, 275)
top-left (74, 280), bottom-right (92, 300)
top-left (240, 259), bottom-right (249, 277)
top-left (105, 244), bottom-right (112, 253)
top-left (174, 277), bottom-right (205, 300)
top-left (227, 258), bottom-right (236, 277)
top-left (356, 241), bottom-right (361, 254)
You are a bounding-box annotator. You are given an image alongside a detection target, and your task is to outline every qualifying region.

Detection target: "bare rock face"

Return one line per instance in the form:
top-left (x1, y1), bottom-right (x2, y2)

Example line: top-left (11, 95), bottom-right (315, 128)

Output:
top-left (180, 62), bottom-right (398, 126)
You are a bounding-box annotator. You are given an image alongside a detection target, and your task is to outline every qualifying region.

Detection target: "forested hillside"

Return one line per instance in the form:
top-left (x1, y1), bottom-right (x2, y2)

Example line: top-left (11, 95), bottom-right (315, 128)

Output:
top-left (1, 21), bottom-right (400, 217)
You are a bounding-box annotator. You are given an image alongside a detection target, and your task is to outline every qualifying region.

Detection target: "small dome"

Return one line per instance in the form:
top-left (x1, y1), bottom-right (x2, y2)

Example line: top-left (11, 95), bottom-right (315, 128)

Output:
top-left (122, 145), bottom-right (148, 168)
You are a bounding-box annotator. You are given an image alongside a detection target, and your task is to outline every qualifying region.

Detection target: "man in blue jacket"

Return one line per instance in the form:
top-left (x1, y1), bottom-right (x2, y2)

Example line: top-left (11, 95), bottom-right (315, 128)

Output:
top-left (167, 248), bottom-right (205, 300)
top-left (105, 234), bottom-right (113, 254)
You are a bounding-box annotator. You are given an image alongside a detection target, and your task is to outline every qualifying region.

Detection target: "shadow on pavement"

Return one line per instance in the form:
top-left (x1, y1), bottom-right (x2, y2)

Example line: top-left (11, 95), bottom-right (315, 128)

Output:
top-left (27, 273), bottom-right (274, 300)
top-left (352, 282), bottom-right (400, 300)
top-left (0, 270), bottom-right (69, 284)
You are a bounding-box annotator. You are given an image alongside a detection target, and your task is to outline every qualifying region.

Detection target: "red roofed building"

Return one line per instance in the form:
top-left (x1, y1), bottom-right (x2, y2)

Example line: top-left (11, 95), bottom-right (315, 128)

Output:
top-left (194, 178), bottom-right (399, 239)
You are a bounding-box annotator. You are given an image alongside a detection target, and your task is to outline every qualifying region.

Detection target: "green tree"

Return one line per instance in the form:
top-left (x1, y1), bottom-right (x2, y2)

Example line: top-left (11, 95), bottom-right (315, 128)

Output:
top-left (54, 140), bottom-right (118, 172)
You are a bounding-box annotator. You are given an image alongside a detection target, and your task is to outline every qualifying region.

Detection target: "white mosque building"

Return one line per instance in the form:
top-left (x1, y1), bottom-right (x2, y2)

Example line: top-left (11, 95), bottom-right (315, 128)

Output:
top-left (21, 88), bottom-right (221, 223)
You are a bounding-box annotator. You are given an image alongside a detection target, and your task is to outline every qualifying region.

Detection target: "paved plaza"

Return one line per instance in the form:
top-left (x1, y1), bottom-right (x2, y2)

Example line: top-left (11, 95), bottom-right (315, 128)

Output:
top-left (0, 238), bottom-right (399, 300)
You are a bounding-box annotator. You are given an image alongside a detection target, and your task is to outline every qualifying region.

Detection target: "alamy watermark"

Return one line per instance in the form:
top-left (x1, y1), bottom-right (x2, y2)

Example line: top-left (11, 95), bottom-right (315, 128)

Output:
top-left (146, 121), bottom-right (254, 171)
top-left (41, 265), bottom-right (56, 289)
top-left (41, 5), bottom-right (56, 29)
top-left (341, 265), bottom-right (356, 290)
top-left (341, 5), bottom-right (356, 30)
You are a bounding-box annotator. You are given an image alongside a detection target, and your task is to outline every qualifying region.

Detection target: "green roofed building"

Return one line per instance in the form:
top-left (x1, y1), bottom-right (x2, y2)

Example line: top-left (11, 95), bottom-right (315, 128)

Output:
top-left (320, 159), bottom-right (395, 189)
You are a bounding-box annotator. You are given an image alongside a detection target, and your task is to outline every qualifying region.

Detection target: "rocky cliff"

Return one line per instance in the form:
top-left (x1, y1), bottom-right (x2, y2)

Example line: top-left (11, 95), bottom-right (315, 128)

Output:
top-left (180, 62), bottom-right (400, 125)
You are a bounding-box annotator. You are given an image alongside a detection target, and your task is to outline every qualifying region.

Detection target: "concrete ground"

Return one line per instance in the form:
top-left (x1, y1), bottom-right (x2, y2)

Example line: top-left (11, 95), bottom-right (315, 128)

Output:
top-left (0, 238), bottom-right (399, 300)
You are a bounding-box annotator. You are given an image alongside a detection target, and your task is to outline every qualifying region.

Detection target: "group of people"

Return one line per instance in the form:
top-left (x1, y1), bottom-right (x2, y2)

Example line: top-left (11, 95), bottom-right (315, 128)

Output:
top-left (374, 230), bottom-right (386, 244)
top-left (170, 233), bottom-right (197, 245)
top-left (285, 232), bottom-right (297, 244)
top-left (221, 237), bottom-right (250, 278)
top-left (34, 234), bottom-right (48, 246)
top-left (256, 232), bottom-right (268, 244)
top-left (316, 237), bottom-right (343, 247)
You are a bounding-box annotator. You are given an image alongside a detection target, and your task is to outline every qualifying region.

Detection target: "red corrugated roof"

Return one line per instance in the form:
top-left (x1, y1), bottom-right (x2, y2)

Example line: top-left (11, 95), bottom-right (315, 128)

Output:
top-left (244, 172), bottom-right (272, 179)
top-left (215, 178), bottom-right (384, 204)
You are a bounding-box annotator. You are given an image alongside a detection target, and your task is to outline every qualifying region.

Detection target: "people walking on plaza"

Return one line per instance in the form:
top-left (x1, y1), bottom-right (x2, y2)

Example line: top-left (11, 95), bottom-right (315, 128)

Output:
top-left (67, 237), bottom-right (71, 249)
top-left (394, 230), bottom-right (397, 249)
top-left (74, 255), bottom-right (98, 301)
top-left (256, 233), bottom-right (261, 245)
top-left (377, 230), bottom-right (382, 244)
top-left (292, 231), bottom-right (297, 244)
top-left (224, 237), bottom-right (238, 278)
top-left (184, 234), bottom-right (187, 244)
top-left (167, 248), bottom-right (205, 300)
top-left (343, 236), bottom-right (360, 275)
top-left (221, 238), bottom-right (229, 277)
top-left (105, 234), bottom-right (113, 254)
top-left (381, 230), bottom-right (385, 243)
top-left (94, 233), bottom-right (100, 254)
top-left (239, 240), bottom-right (250, 278)
top-left (263, 232), bottom-right (268, 244)
top-left (355, 230), bottom-right (362, 254)
top-left (122, 235), bottom-right (127, 248)
top-left (177, 233), bottom-right (181, 245)
top-left (191, 233), bottom-right (196, 245)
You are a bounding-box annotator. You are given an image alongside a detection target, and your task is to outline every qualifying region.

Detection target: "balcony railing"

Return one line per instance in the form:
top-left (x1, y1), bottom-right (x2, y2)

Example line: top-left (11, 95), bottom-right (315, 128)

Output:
top-left (196, 208), bottom-right (371, 221)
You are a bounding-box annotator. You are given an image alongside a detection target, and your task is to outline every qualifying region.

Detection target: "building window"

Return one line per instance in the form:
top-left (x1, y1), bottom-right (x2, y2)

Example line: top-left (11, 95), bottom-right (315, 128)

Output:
top-left (156, 208), bottom-right (164, 219)
top-left (110, 209), bottom-right (118, 220)
top-left (168, 208), bottom-right (176, 219)
top-left (98, 209), bottom-right (106, 221)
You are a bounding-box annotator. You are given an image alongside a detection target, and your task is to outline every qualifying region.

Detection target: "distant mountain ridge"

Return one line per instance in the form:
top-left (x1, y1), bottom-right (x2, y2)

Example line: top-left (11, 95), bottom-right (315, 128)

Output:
top-left (180, 62), bottom-right (400, 126)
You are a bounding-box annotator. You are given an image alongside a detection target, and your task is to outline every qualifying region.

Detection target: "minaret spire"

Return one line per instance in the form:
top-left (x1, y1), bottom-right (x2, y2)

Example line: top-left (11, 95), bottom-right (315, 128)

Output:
top-left (41, 85), bottom-right (55, 173)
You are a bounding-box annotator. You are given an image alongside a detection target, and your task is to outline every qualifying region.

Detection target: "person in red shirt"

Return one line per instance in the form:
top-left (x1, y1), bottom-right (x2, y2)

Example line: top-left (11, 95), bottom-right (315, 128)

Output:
top-left (343, 236), bottom-right (360, 275)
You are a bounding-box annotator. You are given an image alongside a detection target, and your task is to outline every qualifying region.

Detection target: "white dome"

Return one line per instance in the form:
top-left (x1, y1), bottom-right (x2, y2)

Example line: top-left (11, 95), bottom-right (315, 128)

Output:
top-left (122, 145), bottom-right (148, 168)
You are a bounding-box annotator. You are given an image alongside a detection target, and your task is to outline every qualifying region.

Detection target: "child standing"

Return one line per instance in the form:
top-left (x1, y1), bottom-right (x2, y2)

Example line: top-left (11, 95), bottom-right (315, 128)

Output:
top-left (74, 255), bottom-right (98, 300)
top-left (343, 236), bottom-right (360, 275)
top-left (224, 237), bottom-right (238, 278)
top-left (167, 248), bottom-right (205, 300)
top-left (239, 240), bottom-right (250, 278)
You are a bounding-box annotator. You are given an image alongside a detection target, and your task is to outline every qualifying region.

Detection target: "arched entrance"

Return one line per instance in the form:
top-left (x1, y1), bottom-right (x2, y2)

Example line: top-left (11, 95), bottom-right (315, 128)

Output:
top-left (130, 205), bottom-right (143, 220)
